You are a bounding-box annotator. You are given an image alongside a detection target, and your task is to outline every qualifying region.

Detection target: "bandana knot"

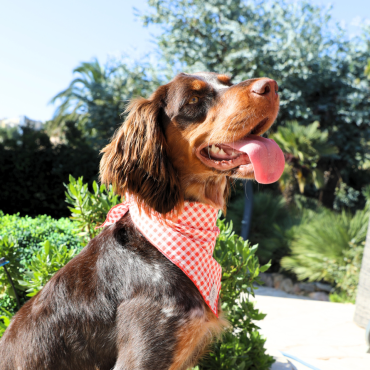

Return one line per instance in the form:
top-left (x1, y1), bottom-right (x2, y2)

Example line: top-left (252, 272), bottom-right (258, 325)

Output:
top-left (96, 195), bottom-right (222, 316)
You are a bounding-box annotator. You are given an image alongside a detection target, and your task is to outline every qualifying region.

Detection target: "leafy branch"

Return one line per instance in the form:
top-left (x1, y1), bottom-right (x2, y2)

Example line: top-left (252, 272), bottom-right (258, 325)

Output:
top-left (64, 175), bottom-right (122, 243)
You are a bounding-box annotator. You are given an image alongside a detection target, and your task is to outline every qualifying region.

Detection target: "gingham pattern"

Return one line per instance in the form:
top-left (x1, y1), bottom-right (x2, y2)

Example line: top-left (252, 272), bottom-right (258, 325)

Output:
top-left (96, 195), bottom-right (222, 316)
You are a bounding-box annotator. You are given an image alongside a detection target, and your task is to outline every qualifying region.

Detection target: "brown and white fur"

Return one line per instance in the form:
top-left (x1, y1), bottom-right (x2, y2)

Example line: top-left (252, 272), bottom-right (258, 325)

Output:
top-left (0, 72), bottom-right (279, 370)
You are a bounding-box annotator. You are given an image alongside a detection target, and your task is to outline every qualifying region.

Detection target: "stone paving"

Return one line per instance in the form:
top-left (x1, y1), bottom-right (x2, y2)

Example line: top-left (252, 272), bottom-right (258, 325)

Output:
top-left (250, 287), bottom-right (370, 370)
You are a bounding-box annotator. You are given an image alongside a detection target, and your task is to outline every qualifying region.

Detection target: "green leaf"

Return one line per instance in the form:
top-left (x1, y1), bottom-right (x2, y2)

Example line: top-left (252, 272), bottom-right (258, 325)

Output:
top-left (92, 181), bottom-right (98, 194)
top-left (68, 183), bottom-right (78, 197)
top-left (260, 262), bottom-right (271, 273)
top-left (44, 240), bottom-right (50, 256)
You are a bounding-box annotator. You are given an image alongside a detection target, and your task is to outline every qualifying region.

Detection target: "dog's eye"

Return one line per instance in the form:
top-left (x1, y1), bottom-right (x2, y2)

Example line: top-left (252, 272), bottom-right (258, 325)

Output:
top-left (188, 96), bottom-right (199, 105)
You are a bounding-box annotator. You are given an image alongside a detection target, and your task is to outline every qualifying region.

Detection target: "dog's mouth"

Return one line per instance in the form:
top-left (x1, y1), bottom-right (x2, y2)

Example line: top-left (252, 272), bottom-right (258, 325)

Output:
top-left (199, 144), bottom-right (252, 167)
top-left (196, 119), bottom-right (285, 184)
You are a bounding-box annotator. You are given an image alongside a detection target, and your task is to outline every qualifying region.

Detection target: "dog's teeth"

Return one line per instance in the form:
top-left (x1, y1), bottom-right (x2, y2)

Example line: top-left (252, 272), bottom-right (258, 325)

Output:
top-left (211, 145), bottom-right (219, 153)
top-left (219, 148), bottom-right (226, 155)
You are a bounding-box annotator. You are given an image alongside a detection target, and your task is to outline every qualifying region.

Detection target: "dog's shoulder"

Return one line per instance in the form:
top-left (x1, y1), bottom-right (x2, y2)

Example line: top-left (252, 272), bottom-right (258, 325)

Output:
top-left (44, 212), bottom-right (204, 311)
top-left (109, 213), bottom-right (205, 310)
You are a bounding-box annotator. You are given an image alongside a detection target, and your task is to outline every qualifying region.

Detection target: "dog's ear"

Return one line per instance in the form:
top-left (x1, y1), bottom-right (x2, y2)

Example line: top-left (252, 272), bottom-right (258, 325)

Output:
top-left (100, 86), bottom-right (182, 215)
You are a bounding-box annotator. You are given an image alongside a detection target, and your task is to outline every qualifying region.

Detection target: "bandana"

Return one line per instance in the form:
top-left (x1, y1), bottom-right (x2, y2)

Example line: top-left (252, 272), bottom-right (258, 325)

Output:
top-left (96, 195), bottom-right (222, 316)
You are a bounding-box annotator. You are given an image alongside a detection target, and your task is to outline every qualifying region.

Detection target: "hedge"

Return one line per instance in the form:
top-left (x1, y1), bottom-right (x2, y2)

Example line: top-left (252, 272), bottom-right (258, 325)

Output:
top-left (0, 212), bottom-right (81, 267)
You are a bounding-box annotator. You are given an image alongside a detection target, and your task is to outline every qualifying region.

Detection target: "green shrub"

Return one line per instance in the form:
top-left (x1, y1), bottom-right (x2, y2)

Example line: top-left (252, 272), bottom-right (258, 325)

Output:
top-left (65, 175), bottom-right (121, 242)
top-left (281, 199), bottom-right (369, 301)
top-left (0, 211), bottom-right (81, 266)
top-left (0, 236), bottom-right (23, 299)
top-left (333, 182), bottom-right (361, 211)
top-left (0, 294), bottom-right (17, 314)
top-left (0, 211), bottom-right (82, 312)
top-left (0, 308), bottom-right (13, 338)
top-left (19, 240), bottom-right (78, 297)
top-left (198, 218), bottom-right (274, 370)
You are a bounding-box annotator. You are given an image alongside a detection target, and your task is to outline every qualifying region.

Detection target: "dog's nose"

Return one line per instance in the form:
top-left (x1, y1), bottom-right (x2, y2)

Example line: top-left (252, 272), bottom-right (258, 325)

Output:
top-left (251, 79), bottom-right (278, 98)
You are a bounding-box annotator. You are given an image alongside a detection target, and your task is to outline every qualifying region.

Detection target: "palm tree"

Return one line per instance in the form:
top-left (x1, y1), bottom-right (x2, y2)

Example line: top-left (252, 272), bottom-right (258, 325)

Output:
top-left (50, 59), bottom-right (110, 126)
top-left (49, 58), bottom-right (161, 149)
top-left (49, 59), bottom-right (123, 148)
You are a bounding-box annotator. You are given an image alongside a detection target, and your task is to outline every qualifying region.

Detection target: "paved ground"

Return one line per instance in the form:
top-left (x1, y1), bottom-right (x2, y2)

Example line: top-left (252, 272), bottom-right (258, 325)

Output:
top-left (250, 287), bottom-right (370, 370)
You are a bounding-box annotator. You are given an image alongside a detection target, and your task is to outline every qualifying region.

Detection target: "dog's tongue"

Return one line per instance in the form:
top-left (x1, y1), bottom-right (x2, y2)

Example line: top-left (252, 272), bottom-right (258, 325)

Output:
top-left (226, 135), bottom-right (285, 184)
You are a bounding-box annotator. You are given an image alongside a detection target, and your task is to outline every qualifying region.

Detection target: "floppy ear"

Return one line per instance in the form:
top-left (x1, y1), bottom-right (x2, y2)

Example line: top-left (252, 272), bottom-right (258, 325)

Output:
top-left (100, 87), bottom-right (182, 215)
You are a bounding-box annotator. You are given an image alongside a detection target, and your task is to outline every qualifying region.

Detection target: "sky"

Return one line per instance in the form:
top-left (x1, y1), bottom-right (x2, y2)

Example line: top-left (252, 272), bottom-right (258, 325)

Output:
top-left (0, 0), bottom-right (369, 122)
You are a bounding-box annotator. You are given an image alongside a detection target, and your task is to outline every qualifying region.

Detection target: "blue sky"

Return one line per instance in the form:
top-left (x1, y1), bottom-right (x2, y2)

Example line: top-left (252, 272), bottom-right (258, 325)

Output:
top-left (0, 0), bottom-right (369, 122)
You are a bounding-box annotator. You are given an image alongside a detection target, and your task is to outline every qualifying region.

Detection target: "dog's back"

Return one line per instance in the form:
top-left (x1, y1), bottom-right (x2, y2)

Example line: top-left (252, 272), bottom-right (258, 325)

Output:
top-left (0, 214), bottom-right (214, 370)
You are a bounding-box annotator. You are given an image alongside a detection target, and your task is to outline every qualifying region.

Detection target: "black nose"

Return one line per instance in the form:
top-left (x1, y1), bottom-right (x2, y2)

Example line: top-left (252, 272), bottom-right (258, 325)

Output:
top-left (252, 78), bottom-right (278, 96)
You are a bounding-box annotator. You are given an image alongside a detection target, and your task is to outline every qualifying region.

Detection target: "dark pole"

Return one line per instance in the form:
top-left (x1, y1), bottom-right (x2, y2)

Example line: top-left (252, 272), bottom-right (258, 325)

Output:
top-left (241, 180), bottom-right (253, 241)
top-left (0, 258), bottom-right (20, 310)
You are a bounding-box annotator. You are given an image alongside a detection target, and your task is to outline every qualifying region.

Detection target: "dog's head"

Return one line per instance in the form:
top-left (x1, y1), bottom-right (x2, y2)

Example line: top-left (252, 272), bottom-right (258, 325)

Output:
top-left (100, 72), bottom-right (283, 214)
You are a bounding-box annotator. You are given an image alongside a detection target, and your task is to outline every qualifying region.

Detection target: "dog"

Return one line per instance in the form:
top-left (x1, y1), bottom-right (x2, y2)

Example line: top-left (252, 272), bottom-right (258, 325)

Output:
top-left (0, 72), bottom-right (282, 370)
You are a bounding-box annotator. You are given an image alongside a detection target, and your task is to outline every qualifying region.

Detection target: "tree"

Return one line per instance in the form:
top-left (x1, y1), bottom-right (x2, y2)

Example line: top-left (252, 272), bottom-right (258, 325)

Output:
top-left (0, 124), bottom-right (100, 218)
top-left (51, 58), bottom-right (163, 150)
top-left (142, 0), bottom-right (370, 207)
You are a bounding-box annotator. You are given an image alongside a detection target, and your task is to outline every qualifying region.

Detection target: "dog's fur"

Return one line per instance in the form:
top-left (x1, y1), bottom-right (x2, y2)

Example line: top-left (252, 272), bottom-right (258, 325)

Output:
top-left (0, 72), bottom-right (279, 370)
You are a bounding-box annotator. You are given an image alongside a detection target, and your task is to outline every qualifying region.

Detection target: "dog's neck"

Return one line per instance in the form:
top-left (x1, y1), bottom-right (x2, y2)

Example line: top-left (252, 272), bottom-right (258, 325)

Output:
top-left (183, 175), bottom-right (228, 212)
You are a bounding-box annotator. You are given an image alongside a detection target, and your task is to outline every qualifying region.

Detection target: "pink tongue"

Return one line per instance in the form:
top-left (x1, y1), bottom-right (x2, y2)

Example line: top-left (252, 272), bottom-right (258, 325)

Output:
top-left (225, 135), bottom-right (285, 184)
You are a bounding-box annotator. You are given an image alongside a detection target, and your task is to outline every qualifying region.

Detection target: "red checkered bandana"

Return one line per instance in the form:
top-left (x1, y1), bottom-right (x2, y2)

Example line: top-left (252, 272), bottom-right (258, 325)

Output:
top-left (96, 195), bottom-right (222, 316)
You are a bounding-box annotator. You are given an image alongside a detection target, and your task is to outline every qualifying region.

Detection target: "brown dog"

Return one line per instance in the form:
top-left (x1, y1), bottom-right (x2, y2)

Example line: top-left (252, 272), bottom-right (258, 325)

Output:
top-left (0, 72), bottom-right (281, 370)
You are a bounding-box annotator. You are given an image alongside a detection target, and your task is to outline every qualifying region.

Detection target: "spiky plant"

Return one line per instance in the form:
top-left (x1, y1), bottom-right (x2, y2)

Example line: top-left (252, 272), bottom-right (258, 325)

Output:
top-left (281, 191), bottom-right (370, 300)
top-left (270, 121), bottom-right (337, 200)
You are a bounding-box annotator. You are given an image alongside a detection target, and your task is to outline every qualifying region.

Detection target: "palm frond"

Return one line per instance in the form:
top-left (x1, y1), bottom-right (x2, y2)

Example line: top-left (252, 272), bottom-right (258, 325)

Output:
top-left (281, 205), bottom-right (369, 285)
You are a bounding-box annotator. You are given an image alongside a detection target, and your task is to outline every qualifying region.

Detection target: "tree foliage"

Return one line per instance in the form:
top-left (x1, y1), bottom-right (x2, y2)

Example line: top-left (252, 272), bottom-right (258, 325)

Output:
top-left (142, 0), bottom-right (370, 206)
top-left (50, 58), bottom-right (164, 149)
top-left (365, 59), bottom-right (370, 78)
top-left (48, 1), bottom-right (370, 209)
top-left (0, 126), bottom-right (99, 218)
